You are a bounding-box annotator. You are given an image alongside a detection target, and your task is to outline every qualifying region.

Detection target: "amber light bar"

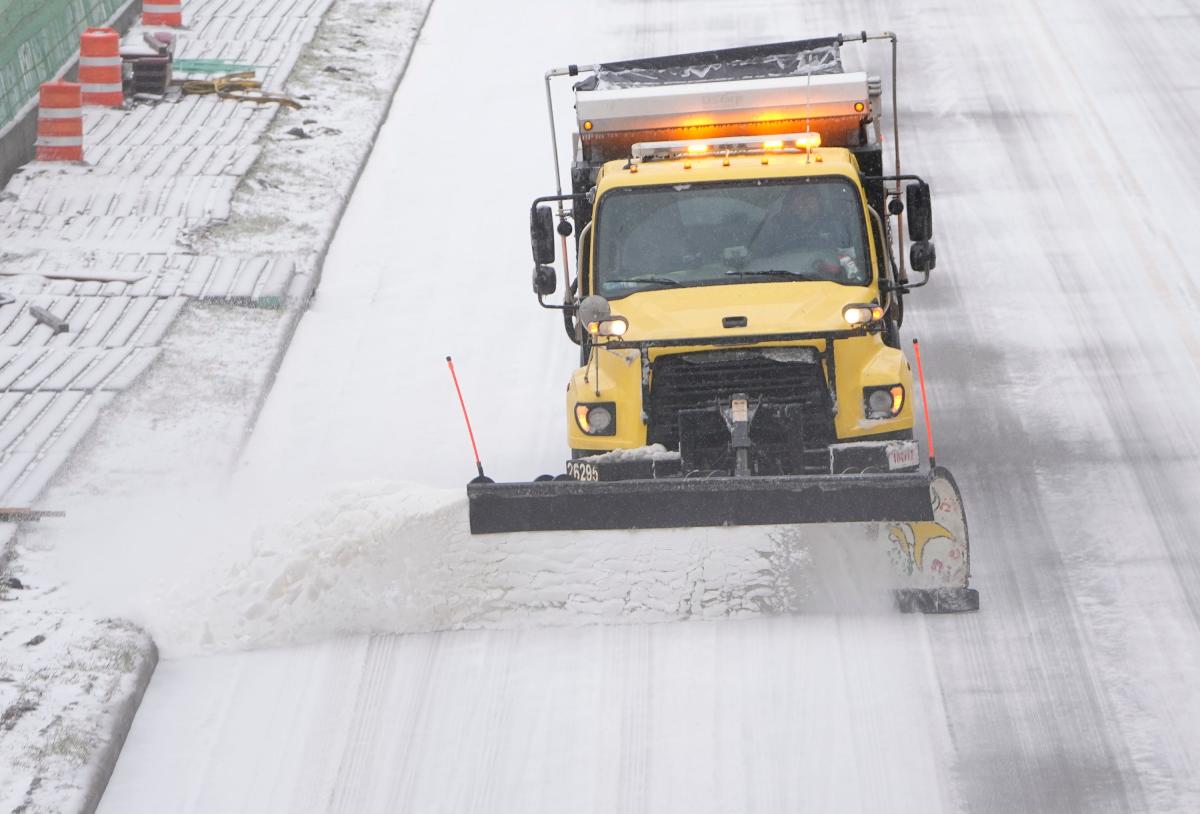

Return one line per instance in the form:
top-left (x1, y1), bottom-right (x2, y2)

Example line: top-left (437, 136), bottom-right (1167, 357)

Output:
top-left (631, 131), bottom-right (823, 159)
top-left (580, 114), bottom-right (864, 163)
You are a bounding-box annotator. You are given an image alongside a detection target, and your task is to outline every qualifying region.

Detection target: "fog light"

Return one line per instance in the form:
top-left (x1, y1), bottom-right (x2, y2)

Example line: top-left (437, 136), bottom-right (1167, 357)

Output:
top-left (587, 405), bottom-right (612, 432)
top-left (864, 385), bottom-right (904, 419)
top-left (575, 402), bottom-right (616, 435)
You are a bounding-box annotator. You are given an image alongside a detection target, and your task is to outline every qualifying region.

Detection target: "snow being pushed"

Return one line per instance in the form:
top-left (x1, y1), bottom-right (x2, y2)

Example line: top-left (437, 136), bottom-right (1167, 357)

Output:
top-left (187, 479), bottom-right (892, 653)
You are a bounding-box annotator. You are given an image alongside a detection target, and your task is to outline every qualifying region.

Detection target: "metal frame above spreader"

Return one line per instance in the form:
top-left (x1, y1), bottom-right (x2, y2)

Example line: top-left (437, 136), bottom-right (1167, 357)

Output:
top-left (575, 71), bottom-right (870, 136)
top-left (540, 32), bottom-right (903, 200)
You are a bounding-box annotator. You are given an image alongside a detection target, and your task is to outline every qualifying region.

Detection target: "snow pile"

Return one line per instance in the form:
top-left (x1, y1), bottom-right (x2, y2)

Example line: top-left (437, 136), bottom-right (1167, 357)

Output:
top-left (188, 480), bottom-right (776, 650)
top-left (583, 444), bottom-right (680, 462)
top-left (164, 480), bottom-right (897, 653)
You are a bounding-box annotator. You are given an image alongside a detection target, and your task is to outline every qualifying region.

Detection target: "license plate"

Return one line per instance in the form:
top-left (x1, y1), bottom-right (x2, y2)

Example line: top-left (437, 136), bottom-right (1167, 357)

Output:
top-left (886, 441), bottom-right (920, 471)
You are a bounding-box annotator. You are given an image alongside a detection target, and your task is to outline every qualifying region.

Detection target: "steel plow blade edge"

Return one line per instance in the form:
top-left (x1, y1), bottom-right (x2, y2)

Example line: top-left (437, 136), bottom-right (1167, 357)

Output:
top-left (467, 472), bottom-right (935, 534)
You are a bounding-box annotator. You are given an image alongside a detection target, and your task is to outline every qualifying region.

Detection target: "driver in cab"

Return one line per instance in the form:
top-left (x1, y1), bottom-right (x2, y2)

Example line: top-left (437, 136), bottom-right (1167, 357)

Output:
top-left (750, 185), bottom-right (867, 284)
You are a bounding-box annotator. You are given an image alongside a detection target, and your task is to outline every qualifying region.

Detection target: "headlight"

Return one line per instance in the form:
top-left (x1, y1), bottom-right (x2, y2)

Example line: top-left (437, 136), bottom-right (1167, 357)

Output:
top-left (864, 385), bottom-right (904, 419)
top-left (587, 316), bottom-right (628, 337)
top-left (843, 303), bottom-right (884, 327)
top-left (574, 402), bottom-right (616, 435)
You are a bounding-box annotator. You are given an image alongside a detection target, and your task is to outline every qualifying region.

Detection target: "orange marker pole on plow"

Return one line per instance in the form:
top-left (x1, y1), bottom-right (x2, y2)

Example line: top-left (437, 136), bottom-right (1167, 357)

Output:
top-left (446, 356), bottom-right (492, 483)
top-left (911, 338), bottom-right (936, 469)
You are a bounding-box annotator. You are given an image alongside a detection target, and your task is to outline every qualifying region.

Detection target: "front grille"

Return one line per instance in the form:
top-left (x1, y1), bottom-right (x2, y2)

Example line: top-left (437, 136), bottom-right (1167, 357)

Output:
top-left (646, 350), bottom-right (836, 472)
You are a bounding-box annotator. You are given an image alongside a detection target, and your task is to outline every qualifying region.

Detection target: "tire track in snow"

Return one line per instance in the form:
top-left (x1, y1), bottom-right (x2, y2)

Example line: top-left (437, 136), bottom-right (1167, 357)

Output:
top-left (615, 625), bottom-right (652, 814)
top-left (903, 0), bottom-right (1200, 808)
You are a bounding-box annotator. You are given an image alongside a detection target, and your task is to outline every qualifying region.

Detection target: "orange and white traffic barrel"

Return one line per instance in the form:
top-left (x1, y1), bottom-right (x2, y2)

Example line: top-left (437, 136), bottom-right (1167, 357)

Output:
top-left (79, 28), bottom-right (123, 107)
top-left (36, 82), bottom-right (83, 161)
top-left (143, 0), bottom-right (183, 26)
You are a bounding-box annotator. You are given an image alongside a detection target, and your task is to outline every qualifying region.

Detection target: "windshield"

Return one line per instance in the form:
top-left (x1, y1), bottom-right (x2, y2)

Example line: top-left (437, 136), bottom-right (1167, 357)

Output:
top-left (593, 177), bottom-right (872, 298)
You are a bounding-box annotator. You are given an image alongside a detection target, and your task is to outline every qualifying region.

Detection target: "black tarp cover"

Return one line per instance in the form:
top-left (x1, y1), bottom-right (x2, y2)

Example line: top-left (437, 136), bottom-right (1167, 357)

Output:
top-left (576, 37), bottom-right (844, 91)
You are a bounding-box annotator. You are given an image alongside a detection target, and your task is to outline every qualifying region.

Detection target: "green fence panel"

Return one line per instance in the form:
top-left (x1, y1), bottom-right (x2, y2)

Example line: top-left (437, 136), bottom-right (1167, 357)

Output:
top-left (0, 0), bottom-right (133, 129)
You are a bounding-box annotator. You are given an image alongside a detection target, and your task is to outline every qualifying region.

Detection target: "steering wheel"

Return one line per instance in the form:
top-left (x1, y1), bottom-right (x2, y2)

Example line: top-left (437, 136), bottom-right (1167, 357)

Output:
top-left (812, 257), bottom-right (842, 278)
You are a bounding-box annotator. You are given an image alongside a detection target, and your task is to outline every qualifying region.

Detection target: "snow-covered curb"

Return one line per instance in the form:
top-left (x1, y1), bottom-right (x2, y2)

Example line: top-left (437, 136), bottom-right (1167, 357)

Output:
top-left (0, 582), bottom-right (156, 814)
top-left (236, 0), bottom-right (436, 446)
top-left (186, 0), bottom-right (436, 311)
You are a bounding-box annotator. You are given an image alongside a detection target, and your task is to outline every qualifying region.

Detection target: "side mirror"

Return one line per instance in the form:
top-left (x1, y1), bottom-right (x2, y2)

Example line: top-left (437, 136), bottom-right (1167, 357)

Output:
top-left (910, 240), bottom-right (936, 272)
top-left (531, 206), bottom-right (555, 265)
top-left (532, 264), bottom-right (557, 297)
top-left (905, 182), bottom-right (933, 242)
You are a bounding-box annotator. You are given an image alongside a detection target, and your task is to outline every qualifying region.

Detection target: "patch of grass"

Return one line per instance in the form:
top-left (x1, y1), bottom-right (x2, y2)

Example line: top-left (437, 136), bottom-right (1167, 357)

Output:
top-left (0, 698), bottom-right (38, 731)
top-left (34, 720), bottom-right (94, 768)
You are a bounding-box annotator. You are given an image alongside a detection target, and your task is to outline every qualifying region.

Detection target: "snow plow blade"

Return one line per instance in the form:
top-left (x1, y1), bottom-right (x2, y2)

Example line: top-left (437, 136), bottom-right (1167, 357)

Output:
top-left (467, 472), bottom-right (932, 534)
top-left (467, 467), bottom-right (978, 613)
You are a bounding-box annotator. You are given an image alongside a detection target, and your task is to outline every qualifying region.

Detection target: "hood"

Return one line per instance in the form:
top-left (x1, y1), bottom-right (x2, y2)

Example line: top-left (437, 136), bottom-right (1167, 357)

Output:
top-left (608, 281), bottom-right (870, 341)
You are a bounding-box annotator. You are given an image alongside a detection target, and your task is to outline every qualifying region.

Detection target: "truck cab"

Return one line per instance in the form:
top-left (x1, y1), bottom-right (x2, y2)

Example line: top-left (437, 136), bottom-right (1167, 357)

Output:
top-left (530, 36), bottom-right (937, 479)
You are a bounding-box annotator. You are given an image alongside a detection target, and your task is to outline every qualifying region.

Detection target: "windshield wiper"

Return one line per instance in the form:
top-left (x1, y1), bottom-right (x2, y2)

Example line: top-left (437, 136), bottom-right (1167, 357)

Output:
top-left (607, 276), bottom-right (684, 287)
top-left (725, 269), bottom-right (812, 279)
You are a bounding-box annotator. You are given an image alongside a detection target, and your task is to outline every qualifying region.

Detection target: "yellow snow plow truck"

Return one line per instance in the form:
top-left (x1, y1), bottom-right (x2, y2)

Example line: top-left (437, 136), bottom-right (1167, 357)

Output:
top-left (467, 34), bottom-right (978, 613)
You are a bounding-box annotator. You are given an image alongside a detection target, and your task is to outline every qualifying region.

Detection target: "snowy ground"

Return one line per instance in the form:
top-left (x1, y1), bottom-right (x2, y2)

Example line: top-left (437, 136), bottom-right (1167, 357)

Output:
top-left (18, 0), bottom-right (1200, 810)
top-left (0, 592), bottom-right (153, 814)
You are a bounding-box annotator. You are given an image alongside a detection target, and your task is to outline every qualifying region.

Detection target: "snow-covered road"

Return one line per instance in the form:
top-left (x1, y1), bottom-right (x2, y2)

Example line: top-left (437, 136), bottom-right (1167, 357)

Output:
top-left (101, 621), bottom-right (959, 812)
top-left (100, 0), bottom-right (1200, 811)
